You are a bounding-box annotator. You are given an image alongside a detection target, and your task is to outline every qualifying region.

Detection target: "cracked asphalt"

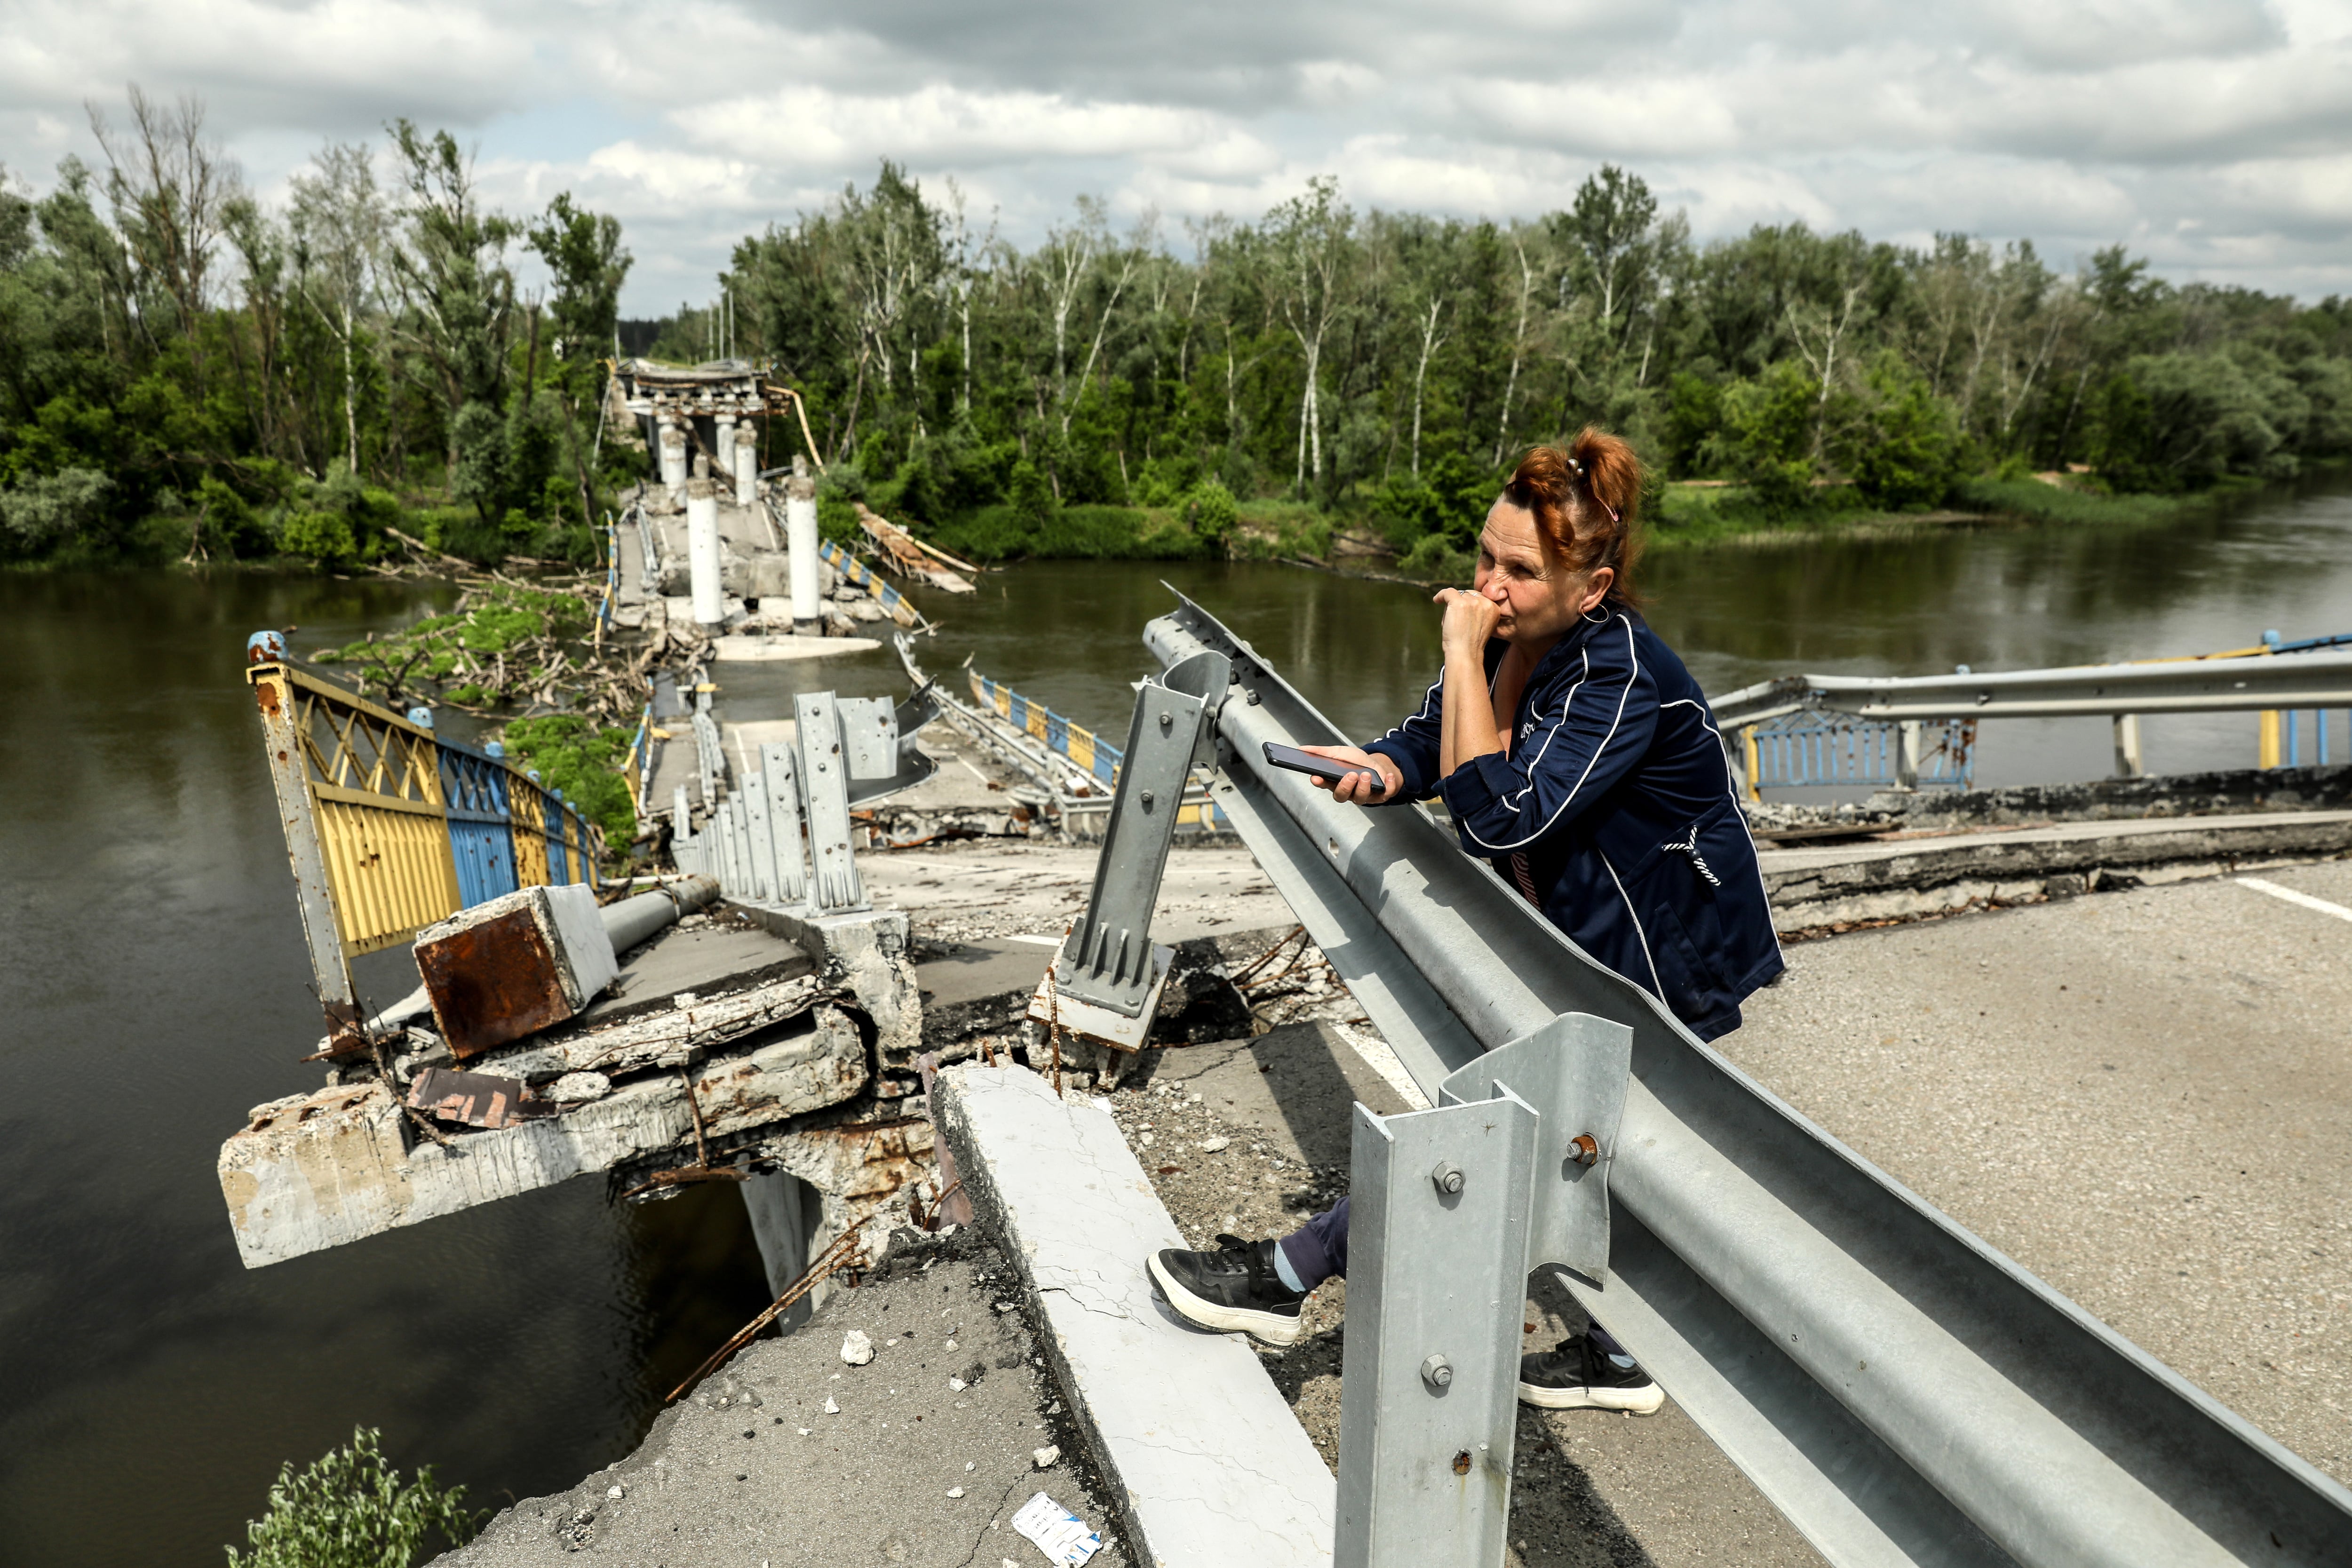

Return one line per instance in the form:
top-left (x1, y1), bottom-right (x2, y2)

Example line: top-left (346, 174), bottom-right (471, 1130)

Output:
top-left (439, 1228), bottom-right (1131, 1568)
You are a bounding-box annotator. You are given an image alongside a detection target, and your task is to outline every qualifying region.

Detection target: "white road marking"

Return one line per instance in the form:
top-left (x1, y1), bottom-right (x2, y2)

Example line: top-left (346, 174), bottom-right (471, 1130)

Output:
top-left (2238, 876), bottom-right (2352, 925)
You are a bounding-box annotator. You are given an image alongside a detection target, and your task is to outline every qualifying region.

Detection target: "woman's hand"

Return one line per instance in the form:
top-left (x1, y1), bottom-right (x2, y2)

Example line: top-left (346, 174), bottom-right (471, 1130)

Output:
top-left (1433, 586), bottom-right (1503, 658)
top-left (1299, 744), bottom-right (1401, 805)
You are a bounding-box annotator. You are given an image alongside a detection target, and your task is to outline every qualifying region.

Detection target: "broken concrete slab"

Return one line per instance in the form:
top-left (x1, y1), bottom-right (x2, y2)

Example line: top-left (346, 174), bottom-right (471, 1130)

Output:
top-left (933, 1061), bottom-right (1335, 1568)
top-left (414, 883), bottom-right (619, 1058)
top-left (495, 974), bottom-right (834, 1082)
top-left (746, 905), bottom-right (921, 1064)
top-left (222, 1002), bottom-right (866, 1268)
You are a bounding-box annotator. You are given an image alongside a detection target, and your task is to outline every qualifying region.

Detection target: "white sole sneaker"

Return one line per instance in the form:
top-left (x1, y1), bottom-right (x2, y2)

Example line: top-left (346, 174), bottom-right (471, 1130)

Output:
top-left (1517, 1378), bottom-right (1666, 1415)
top-left (1146, 1251), bottom-right (1305, 1346)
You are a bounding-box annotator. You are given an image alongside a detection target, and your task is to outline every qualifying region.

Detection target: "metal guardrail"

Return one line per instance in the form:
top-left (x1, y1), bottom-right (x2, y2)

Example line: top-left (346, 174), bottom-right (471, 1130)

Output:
top-left (972, 671), bottom-right (1122, 786)
top-left (1743, 712), bottom-right (1976, 793)
top-left (1715, 645), bottom-right (2352, 790)
top-left (818, 538), bottom-right (927, 629)
top-left (246, 656), bottom-right (599, 1053)
top-left (969, 669), bottom-right (1228, 831)
top-left (667, 685), bottom-right (942, 913)
top-left (1109, 594), bottom-right (2352, 1568)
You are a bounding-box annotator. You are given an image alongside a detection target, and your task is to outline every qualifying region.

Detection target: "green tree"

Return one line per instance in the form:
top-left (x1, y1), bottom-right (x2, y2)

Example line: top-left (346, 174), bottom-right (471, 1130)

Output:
top-left (224, 1426), bottom-right (481, 1568)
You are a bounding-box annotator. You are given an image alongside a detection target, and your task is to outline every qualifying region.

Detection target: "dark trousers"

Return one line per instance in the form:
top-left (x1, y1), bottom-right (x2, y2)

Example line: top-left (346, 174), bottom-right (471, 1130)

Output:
top-left (1277, 1198), bottom-right (1630, 1361)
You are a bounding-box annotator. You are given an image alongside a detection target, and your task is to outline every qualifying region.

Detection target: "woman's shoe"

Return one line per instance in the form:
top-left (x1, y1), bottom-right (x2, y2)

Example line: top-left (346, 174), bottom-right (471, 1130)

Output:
top-left (1147, 1234), bottom-right (1307, 1345)
top-left (1517, 1334), bottom-right (1666, 1413)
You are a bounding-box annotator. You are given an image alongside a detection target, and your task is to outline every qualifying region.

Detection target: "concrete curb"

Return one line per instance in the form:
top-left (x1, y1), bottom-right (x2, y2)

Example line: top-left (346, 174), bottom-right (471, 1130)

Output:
top-left (934, 1061), bottom-right (1336, 1568)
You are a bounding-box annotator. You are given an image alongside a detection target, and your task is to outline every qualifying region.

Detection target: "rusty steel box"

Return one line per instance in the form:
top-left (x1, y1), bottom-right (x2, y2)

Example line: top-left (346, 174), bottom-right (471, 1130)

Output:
top-left (413, 883), bottom-right (618, 1058)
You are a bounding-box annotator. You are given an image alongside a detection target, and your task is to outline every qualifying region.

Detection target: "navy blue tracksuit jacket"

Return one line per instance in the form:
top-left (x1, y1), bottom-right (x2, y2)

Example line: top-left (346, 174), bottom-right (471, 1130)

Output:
top-left (1364, 607), bottom-right (1782, 1040)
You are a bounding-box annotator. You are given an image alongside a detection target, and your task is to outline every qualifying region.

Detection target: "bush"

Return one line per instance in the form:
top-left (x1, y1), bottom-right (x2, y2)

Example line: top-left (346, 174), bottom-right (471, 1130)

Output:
top-left (930, 503), bottom-right (1207, 562)
top-left (279, 510), bottom-right (358, 567)
top-left (1182, 478), bottom-right (1238, 554)
top-left (1397, 532), bottom-right (1473, 581)
top-left (1008, 458), bottom-right (1057, 528)
top-left (0, 467), bottom-right (113, 557)
top-left (1371, 451), bottom-right (1501, 556)
top-left (499, 713), bottom-right (637, 844)
top-left (1841, 353), bottom-right (1963, 509)
top-left (1704, 360), bottom-right (1822, 516)
top-left (223, 1426), bottom-right (480, 1568)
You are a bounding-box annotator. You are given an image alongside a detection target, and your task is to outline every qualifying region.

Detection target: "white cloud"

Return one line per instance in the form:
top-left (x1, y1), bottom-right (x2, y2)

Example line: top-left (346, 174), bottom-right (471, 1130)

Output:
top-left (0, 0), bottom-right (2347, 310)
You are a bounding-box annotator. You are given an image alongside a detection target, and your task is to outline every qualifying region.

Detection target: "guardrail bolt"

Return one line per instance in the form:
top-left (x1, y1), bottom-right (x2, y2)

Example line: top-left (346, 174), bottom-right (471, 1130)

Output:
top-left (1421, 1354), bottom-right (1454, 1390)
top-left (1568, 1134), bottom-right (1600, 1167)
top-left (1430, 1161), bottom-right (1465, 1195)
top-left (1159, 711), bottom-right (1174, 732)
top-left (1140, 790), bottom-right (1156, 808)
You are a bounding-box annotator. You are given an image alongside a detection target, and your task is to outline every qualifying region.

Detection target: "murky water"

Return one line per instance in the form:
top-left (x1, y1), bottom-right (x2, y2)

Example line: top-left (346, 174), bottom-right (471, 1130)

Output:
top-left (779, 477), bottom-right (2352, 791)
top-left (5, 478), bottom-right (2351, 1563)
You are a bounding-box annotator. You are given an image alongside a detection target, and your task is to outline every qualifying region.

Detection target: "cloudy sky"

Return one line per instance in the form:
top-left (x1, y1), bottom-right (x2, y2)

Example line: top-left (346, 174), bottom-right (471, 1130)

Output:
top-left (3, 0), bottom-right (2349, 314)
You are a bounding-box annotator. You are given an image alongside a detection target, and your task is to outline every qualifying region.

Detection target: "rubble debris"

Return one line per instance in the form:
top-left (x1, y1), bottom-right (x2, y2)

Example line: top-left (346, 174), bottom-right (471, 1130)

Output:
top-left (549, 1070), bottom-right (612, 1103)
top-left (495, 975), bottom-right (834, 1082)
top-left (841, 1329), bottom-right (876, 1366)
top-left (414, 883), bottom-right (620, 1058)
top-left (405, 1066), bottom-right (546, 1129)
top-left (1011, 1492), bottom-right (1103, 1566)
top-left (1033, 1445), bottom-right (1060, 1469)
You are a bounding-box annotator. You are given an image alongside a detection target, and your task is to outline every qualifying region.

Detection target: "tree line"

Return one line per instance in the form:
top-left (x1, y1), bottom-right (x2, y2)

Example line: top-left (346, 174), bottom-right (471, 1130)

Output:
top-left (6, 90), bottom-right (2352, 571)
top-left (0, 89), bottom-right (631, 567)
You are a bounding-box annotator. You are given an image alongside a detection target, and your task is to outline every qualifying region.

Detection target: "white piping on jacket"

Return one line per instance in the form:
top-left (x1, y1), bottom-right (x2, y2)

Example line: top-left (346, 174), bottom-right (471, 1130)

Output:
top-left (1600, 849), bottom-right (1666, 1002)
top-left (1462, 614), bottom-right (1640, 852)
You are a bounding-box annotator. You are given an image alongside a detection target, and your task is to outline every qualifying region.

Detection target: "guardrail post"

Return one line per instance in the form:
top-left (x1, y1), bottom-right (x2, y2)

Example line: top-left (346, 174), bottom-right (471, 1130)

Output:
top-left (1336, 1094), bottom-right (1538, 1568)
top-left (796, 692), bottom-right (868, 914)
top-left (760, 741), bottom-right (811, 906)
top-left (1052, 650), bottom-right (1229, 1018)
top-left (1893, 719), bottom-right (1922, 791)
top-left (2113, 714), bottom-right (2144, 779)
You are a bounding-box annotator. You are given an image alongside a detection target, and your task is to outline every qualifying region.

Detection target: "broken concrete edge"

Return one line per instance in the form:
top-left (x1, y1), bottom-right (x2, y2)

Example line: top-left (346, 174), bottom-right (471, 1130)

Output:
top-left (933, 1059), bottom-right (1338, 1568)
top-left (736, 902), bottom-right (922, 1066)
top-left (1764, 817), bottom-right (2352, 931)
top-left (1746, 760), bottom-right (2352, 834)
top-left (917, 929), bottom-right (1271, 1059)
top-left (222, 999), bottom-right (894, 1268)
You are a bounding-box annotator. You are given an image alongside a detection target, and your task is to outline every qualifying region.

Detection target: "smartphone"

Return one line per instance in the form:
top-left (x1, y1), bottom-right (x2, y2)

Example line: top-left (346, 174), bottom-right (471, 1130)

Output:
top-left (1263, 741), bottom-right (1387, 797)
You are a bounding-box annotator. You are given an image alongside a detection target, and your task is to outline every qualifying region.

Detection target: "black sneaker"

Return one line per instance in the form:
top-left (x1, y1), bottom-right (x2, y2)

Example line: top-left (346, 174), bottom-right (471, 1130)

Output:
top-left (1147, 1234), bottom-right (1306, 1345)
top-left (1517, 1334), bottom-right (1666, 1414)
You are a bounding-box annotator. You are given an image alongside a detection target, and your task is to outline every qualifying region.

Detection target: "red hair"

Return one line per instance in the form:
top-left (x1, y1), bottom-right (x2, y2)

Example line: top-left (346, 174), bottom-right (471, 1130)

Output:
top-left (1501, 429), bottom-right (1644, 606)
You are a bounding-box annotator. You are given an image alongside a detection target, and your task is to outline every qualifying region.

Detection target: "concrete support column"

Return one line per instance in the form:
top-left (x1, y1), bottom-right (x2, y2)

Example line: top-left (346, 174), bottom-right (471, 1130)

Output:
top-left (740, 1168), bottom-right (821, 1330)
top-left (715, 415), bottom-right (737, 483)
top-left (734, 418), bottom-right (759, 507)
top-left (688, 463), bottom-right (724, 626)
top-left (786, 454), bottom-right (821, 633)
top-left (657, 417), bottom-right (688, 505)
top-left (2113, 713), bottom-right (2145, 779)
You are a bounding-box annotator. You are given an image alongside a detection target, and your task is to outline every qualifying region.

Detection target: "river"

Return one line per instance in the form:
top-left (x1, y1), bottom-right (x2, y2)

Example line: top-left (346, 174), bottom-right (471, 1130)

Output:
top-left (5, 477), bottom-right (2351, 1563)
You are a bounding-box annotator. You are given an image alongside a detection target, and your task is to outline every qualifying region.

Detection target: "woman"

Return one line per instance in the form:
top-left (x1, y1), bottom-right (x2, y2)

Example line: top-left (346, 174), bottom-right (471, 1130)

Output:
top-left (1148, 431), bottom-right (1782, 1414)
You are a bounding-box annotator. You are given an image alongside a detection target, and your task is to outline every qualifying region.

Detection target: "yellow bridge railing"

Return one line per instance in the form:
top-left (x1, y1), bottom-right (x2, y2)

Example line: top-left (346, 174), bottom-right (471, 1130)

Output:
top-left (247, 658), bottom-right (599, 1051)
